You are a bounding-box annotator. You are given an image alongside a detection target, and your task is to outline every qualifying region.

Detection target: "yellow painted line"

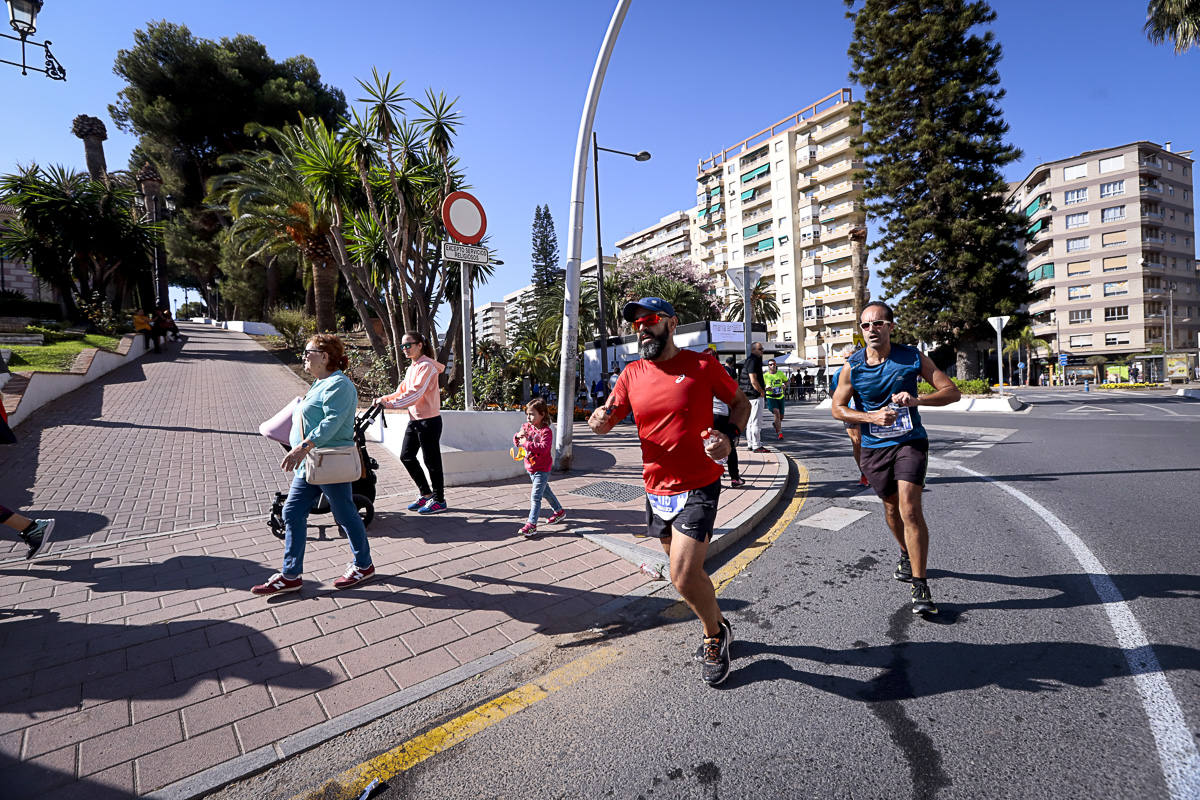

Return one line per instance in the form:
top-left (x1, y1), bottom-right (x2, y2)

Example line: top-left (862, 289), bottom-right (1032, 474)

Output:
top-left (292, 645), bottom-right (623, 800)
top-left (662, 460), bottom-right (809, 619)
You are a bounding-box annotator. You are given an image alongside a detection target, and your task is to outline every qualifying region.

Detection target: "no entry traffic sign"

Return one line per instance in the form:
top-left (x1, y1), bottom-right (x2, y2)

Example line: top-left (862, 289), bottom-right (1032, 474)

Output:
top-left (441, 191), bottom-right (487, 244)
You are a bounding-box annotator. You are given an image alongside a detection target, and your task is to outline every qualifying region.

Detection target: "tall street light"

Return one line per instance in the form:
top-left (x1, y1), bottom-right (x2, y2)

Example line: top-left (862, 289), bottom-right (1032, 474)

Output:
top-left (2, 0), bottom-right (65, 79)
top-left (592, 132), bottom-right (650, 385)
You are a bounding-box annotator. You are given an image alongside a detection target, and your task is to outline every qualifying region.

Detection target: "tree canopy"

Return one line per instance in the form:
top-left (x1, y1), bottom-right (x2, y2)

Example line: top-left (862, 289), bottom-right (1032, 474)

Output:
top-left (846, 0), bottom-right (1030, 376)
top-left (530, 204), bottom-right (560, 290)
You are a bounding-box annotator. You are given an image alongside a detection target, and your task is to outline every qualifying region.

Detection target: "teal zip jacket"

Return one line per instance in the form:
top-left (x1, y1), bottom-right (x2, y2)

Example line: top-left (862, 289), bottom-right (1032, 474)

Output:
top-left (290, 371), bottom-right (358, 478)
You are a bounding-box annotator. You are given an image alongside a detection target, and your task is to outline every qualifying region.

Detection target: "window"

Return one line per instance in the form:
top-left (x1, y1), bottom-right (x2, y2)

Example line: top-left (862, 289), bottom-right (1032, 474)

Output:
top-left (1066, 236), bottom-right (1090, 252)
top-left (1104, 306), bottom-right (1129, 321)
top-left (1099, 155), bottom-right (1125, 173)
top-left (1102, 255), bottom-right (1127, 272)
top-left (1068, 285), bottom-right (1092, 299)
top-left (1064, 163), bottom-right (1088, 181)
top-left (778, 235), bottom-right (789, 244)
top-left (1069, 334), bottom-right (1093, 348)
top-left (1105, 331), bottom-right (1131, 346)
top-left (1066, 212), bottom-right (1089, 229)
top-left (1103, 280), bottom-right (1129, 296)
top-left (1101, 230), bottom-right (1126, 247)
top-left (1099, 180), bottom-right (1125, 198)
top-left (1064, 187), bottom-right (1088, 205)
top-left (1100, 205), bottom-right (1126, 222)
top-left (1069, 309), bottom-right (1092, 324)
top-left (1166, 159), bottom-right (1174, 172)
top-left (1028, 263), bottom-right (1055, 282)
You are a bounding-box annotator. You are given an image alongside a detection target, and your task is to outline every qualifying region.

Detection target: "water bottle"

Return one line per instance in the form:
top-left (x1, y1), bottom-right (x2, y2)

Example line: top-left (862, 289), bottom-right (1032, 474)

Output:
top-left (701, 430), bottom-right (728, 465)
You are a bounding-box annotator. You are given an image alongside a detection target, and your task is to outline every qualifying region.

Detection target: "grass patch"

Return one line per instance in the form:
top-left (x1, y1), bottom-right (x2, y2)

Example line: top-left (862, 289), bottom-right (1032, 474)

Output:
top-left (6, 334), bottom-right (122, 372)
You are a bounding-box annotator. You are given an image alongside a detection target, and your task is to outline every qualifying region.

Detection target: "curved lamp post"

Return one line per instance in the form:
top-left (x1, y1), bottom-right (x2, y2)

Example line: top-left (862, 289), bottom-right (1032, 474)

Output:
top-left (2, 0), bottom-right (66, 80)
top-left (592, 134), bottom-right (649, 386)
top-left (554, 0), bottom-right (633, 472)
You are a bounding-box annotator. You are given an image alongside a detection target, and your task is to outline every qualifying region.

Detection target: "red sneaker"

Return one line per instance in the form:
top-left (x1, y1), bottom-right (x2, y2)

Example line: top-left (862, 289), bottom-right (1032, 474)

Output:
top-left (859, 473), bottom-right (870, 486)
top-left (251, 573), bottom-right (302, 596)
top-left (333, 563), bottom-right (376, 590)
top-left (546, 509), bottom-right (567, 525)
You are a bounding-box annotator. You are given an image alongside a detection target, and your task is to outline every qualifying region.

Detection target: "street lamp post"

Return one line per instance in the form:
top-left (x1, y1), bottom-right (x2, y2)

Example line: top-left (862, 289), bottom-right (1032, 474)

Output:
top-left (591, 132), bottom-right (650, 386)
top-left (2, 0), bottom-right (65, 79)
top-left (135, 162), bottom-right (174, 311)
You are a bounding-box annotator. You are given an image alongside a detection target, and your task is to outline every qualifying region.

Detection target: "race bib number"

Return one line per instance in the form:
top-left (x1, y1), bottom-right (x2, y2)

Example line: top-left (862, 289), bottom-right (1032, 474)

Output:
top-left (647, 491), bottom-right (687, 521)
top-left (869, 405), bottom-right (913, 439)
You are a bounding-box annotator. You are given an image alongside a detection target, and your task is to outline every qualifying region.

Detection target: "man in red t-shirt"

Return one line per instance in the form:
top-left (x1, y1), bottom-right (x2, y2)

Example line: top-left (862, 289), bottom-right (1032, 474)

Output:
top-left (588, 297), bottom-right (750, 686)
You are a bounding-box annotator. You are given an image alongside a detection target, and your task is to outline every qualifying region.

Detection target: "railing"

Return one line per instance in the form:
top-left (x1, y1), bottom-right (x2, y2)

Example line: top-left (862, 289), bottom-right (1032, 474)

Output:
top-left (1140, 184), bottom-right (1163, 194)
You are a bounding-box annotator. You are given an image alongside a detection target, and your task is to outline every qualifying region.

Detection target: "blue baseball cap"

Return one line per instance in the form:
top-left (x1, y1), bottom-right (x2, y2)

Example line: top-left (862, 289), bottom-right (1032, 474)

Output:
top-left (622, 296), bottom-right (676, 322)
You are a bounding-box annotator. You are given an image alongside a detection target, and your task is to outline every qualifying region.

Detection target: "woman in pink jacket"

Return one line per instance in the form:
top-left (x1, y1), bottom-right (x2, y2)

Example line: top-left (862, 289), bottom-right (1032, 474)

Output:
top-left (375, 332), bottom-right (447, 514)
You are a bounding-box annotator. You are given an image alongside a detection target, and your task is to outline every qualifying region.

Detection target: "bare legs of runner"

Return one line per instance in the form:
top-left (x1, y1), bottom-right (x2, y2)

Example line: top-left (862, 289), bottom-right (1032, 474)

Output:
top-left (660, 535), bottom-right (721, 636)
top-left (881, 481), bottom-right (929, 579)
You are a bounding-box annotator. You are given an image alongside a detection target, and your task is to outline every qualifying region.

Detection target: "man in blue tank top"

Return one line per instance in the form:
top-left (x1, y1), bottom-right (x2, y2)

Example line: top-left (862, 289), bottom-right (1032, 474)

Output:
top-left (830, 301), bottom-right (960, 615)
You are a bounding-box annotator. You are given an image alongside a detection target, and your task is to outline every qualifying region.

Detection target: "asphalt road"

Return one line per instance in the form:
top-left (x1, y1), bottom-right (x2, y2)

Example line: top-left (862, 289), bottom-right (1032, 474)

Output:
top-left (215, 388), bottom-right (1200, 800)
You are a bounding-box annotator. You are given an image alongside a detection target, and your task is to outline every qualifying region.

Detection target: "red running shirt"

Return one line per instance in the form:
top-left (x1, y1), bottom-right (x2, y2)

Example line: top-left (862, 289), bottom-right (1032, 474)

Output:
top-left (609, 349), bottom-right (739, 495)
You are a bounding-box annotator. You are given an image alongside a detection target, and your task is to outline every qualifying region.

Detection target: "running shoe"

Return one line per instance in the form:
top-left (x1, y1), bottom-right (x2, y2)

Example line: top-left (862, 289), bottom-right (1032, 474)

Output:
top-left (894, 553), bottom-right (913, 582)
top-left (777, 431), bottom-right (783, 439)
top-left (518, 522), bottom-right (537, 538)
top-left (694, 618), bottom-right (733, 662)
top-left (418, 499), bottom-right (447, 514)
top-left (407, 494), bottom-right (432, 511)
top-left (752, 447), bottom-right (771, 454)
top-left (700, 619), bottom-right (733, 685)
top-left (333, 563), bottom-right (375, 590)
top-left (251, 573), bottom-right (302, 596)
top-left (911, 580), bottom-right (938, 615)
top-left (859, 473), bottom-right (870, 486)
top-left (20, 519), bottom-right (55, 560)
top-left (546, 509), bottom-right (566, 525)
top-left (730, 478), bottom-right (746, 488)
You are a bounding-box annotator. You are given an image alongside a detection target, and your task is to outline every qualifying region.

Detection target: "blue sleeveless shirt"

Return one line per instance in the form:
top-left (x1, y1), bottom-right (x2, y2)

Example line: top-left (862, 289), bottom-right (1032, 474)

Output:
top-left (847, 343), bottom-right (927, 448)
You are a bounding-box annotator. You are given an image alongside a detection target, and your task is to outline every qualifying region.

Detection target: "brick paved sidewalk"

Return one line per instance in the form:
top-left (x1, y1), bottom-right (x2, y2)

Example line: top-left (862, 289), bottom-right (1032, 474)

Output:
top-left (0, 325), bottom-right (789, 799)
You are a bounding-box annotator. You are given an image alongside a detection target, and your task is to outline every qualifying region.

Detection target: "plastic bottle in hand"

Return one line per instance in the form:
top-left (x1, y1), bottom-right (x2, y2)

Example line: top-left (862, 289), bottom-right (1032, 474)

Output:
top-left (701, 429), bottom-right (728, 466)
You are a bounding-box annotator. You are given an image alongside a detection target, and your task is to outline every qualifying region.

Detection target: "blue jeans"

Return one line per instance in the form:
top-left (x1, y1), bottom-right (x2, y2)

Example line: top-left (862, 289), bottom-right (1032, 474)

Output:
top-left (281, 474), bottom-right (371, 577)
top-left (527, 471), bottom-right (562, 525)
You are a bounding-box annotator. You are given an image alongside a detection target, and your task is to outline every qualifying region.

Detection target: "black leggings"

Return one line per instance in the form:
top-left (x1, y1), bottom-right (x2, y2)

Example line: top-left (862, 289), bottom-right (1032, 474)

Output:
top-left (400, 416), bottom-right (444, 502)
top-left (712, 414), bottom-right (741, 481)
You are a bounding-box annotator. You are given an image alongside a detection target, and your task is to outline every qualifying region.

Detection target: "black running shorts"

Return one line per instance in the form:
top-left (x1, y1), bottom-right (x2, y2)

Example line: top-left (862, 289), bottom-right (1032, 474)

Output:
top-left (858, 438), bottom-right (929, 498)
top-left (644, 479), bottom-right (721, 542)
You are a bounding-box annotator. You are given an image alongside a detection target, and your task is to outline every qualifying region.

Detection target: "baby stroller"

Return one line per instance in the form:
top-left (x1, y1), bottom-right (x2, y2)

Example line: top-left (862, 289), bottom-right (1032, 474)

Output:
top-left (260, 402), bottom-right (386, 540)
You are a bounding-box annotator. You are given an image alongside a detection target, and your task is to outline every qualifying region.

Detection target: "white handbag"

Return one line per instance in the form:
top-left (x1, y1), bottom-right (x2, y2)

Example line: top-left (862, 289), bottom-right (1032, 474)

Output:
top-left (301, 417), bottom-right (362, 485)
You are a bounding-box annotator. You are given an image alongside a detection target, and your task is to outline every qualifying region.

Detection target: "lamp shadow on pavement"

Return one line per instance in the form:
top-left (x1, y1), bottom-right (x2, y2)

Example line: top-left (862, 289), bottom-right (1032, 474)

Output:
top-left (717, 636), bottom-right (1200, 697)
top-left (0, 609), bottom-right (337, 714)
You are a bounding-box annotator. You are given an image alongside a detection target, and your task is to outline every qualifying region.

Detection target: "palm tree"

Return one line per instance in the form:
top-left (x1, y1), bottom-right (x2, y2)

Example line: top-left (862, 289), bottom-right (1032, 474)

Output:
top-left (1003, 325), bottom-right (1052, 385)
top-left (1145, 0), bottom-right (1200, 53)
top-left (511, 330), bottom-right (556, 386)
top-left (723, 277), bottom-right (780, 326)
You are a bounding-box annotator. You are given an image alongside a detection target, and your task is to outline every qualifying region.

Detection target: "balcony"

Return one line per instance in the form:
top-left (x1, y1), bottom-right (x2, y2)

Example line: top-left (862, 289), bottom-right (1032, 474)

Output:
top-left (802, 268), bottom-right (823, 287)
top-left (1025, 165), bottom-right (1050, 192)
top-left (1138, 156), bottom-right (1163, 173)
top-left (817, 159), bottom-right (863, 183)
top-left (1142, 232), bottom-right (1165, 245)
top-left (811, 115), bottom-right (852, 142)
top-left (816, 180), bottom-right (863, 202)
top-left (1140, 183), bottom-right (1163, 194)
top-left (820, 244), bottom-right (853, 263)
top-left (824, 306), bottom-right (855, 322)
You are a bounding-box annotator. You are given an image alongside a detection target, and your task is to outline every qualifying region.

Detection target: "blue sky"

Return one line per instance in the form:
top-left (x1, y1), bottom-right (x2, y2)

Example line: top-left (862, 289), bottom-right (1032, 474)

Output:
top-left (2, 0), bottom-right (1197, 312)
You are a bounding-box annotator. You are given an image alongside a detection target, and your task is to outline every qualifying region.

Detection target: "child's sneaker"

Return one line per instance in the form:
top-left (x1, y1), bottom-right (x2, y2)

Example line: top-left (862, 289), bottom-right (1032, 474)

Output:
top-left (20, 519), bottom-right (55, 560)
top-left (418, 499), bottom-right (447, 514)
top-left (546, 509), bottom-right (566, 525)
top-left (518, 522), bottom-right (537, 538)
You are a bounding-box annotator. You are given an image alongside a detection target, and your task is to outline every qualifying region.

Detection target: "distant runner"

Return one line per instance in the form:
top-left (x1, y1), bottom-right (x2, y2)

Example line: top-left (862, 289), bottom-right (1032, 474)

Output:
top-left (763, 358), bottom-right (788, 440)
top-left (589, 297), bottom-right (749, 685)
top-left (831, 301), bottom-right (960, 615)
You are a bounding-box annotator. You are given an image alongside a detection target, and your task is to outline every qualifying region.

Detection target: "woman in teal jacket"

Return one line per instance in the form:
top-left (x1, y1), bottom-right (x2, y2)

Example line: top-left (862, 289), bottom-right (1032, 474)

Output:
top-left (252, 334), bottom-right (375, 596)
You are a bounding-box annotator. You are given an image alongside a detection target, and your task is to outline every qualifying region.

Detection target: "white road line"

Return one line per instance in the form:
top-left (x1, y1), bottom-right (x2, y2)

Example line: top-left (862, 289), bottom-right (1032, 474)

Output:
top-left (1136, 402), bottom-right (1184, 417)
top-left (937, 459), bottom-right (1200, 800)
top-left (797, 506), bottom-right (872, 530)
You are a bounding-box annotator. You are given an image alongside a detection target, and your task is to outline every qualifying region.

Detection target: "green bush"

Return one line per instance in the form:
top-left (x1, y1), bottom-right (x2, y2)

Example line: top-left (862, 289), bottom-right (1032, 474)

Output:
top-left (25, 324), bottom-right (76, 343)
top-left (345, 346), bottom-right (398, 401)
top-left (269, 308), bottom-right (315, 349)
top-left (918, 377), bottom-right (991, 395)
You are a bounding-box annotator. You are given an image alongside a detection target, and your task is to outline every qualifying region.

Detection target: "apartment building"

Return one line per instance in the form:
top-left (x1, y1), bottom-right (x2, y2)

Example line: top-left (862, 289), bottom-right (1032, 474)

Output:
top-left (472, 301), bottom-right (506, 347)
top-left (500, 256), bottom-right (614, 345)
top-left (1009, 141), bottom-right (1197, 367)
top-left (614, 210), bottom-right (692, 262)
top-left (692, 88), bottom-right (868, 368)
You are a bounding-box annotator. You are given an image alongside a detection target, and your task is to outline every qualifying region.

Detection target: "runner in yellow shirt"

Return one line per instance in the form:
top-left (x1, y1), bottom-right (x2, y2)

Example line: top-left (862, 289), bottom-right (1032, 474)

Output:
top-left (764, 359), bottom-right (788, 439)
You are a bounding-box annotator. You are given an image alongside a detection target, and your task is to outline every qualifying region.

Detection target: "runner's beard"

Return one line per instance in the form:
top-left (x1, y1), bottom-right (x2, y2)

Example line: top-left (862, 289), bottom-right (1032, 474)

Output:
top-left (640, 328), bottom-right (668, 359)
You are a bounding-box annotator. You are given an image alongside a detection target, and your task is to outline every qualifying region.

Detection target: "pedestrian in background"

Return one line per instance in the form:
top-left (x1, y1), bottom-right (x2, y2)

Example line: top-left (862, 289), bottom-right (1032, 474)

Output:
top-left (253, 334), bottom-right (374, 596)
top-left (132, 309), bottom-right (159, 353)
top-left (376, 331), bottom-right (448, 514)
top-left (712, 353), bottom-right (745, 488)
top-left (513, 397), bottom-right (566, 538)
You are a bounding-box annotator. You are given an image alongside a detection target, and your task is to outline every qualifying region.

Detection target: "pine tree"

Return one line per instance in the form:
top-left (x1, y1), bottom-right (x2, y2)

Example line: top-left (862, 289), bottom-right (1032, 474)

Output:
top-left (847, 0), bottom-right (1031, 377)
top-left (530, 204), bottom-right (560, 290)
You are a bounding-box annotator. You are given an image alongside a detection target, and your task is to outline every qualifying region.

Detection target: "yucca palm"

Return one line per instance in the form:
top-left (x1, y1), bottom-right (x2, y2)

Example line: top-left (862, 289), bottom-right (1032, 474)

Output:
top-left (723, 277), bottom-right (780, 326)
top-left (1145, 0), bottom-right (1200, 53)
top-left (511, 330), bottom-right (556, 385)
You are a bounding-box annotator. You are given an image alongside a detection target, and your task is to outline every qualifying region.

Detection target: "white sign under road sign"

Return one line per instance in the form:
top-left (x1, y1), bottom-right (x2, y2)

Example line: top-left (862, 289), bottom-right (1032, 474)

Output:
top-left (441, 242), bottom-right (489, 264)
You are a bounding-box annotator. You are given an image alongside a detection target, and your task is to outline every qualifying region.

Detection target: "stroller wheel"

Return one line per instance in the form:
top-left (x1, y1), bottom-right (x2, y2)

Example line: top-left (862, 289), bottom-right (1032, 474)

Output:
top-left (355, 495), bottom-right (375, 528)
top-left (268, 512), bottom-right (285, 540)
